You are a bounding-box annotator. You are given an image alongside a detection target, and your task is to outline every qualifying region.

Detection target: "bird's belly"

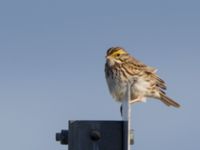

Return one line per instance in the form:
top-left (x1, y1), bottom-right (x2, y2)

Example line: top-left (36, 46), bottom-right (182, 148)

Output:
top-left (131, 78), bottom-right (151, 97)
top-left (107, 76), bottom-right (151, 102)
top-left (107, 77), bottom-right (128, 102)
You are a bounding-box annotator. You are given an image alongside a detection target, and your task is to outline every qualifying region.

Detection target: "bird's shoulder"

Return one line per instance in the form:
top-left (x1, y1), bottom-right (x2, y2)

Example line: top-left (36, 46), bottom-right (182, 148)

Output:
top-left (123, 56), bottom-right (157, 73)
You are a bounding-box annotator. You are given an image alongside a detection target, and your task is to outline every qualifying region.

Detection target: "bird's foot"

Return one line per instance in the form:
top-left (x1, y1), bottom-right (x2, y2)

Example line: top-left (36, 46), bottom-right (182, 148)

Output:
top-left (130, 96), bottom-right (146, 104)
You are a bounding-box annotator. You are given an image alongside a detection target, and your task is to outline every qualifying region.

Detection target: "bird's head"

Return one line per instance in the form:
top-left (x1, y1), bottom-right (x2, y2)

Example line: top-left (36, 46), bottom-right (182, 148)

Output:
top-left (106, 47), bottom-right (128, 66)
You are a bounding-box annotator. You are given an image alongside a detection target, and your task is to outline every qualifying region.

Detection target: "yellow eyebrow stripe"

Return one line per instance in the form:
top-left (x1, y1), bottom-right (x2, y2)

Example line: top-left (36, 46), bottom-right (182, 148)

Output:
top-left (110, 49), bottom-right (127, 56)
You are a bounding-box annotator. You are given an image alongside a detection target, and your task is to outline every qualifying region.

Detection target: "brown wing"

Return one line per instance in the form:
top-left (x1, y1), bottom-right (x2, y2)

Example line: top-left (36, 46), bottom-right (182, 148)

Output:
top-left (125, 55), bottom-right (157, 73)
top-left (148, 72), bottom-right (167, 90)
top-left (122, 55), bottom-right (167, 90)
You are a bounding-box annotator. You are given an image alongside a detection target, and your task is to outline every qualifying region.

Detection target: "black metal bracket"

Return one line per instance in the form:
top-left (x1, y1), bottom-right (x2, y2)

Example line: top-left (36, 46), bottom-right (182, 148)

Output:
top-left (56, 120), bottom-right (133, 150)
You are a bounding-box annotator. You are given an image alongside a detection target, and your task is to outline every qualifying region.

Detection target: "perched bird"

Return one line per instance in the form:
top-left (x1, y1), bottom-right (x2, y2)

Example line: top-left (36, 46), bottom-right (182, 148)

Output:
top-left (105, 47), bottom-right (180, 108)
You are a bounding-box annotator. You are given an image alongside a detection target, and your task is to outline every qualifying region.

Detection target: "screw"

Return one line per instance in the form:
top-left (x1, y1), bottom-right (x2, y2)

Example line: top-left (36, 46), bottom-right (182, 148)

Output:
top-left (90, 130), bottom-right (101, 142)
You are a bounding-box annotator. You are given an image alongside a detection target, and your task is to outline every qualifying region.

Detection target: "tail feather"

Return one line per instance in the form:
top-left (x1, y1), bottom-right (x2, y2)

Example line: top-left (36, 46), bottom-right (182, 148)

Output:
top-left (159, 93), bottom-right (180, 108)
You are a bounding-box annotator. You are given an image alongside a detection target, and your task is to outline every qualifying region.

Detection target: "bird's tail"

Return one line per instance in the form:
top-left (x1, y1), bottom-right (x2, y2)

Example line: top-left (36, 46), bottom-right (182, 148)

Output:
top-left (159, 92), bottom-right (180, 108)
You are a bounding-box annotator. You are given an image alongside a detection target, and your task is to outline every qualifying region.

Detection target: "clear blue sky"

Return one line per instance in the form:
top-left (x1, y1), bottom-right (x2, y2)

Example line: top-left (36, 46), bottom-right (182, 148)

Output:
top-left (0, 0), bottom-right (199, 150)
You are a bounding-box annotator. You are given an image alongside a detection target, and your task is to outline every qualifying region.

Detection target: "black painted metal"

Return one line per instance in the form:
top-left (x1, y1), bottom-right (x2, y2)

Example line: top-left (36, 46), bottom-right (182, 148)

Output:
top-left (56, 120), bottom-right (133, 150)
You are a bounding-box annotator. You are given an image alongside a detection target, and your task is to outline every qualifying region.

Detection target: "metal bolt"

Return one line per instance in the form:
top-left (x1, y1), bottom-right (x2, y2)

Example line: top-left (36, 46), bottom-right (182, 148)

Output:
top-left (90, 130), bottom-right (101, 142)
top-left (130, 129), bottom-right (134, 145)
top-left (56, 130), bottom-right (68, 145)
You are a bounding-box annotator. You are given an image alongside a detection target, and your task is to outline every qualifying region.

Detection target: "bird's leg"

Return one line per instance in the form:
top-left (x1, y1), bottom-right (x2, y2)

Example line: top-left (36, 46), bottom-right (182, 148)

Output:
top-left (120, 105), bottom-right (123, 116)
top-left (130, 96), bottom-right (146, 104)
top-left (120, 96), bottom-right (146, 116)
top-left (129, 98), bottom-right (141, 104)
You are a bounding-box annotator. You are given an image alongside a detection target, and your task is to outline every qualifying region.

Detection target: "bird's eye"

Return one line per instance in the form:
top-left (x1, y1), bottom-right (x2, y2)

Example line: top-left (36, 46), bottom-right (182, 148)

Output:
top-left (116, 53), bottom-right (120, 57)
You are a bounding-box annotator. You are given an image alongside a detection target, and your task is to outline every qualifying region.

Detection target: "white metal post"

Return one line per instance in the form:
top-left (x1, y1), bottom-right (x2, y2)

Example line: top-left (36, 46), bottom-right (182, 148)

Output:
top-left (122, 83), bottom-right (132, 150)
